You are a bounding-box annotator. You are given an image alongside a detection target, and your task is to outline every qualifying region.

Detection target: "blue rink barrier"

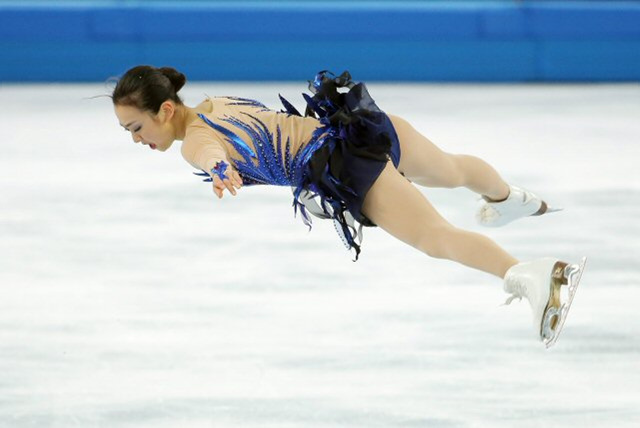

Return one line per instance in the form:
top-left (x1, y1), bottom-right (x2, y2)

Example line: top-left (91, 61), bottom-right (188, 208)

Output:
top-left (0, 1), bottom-right (639, 82)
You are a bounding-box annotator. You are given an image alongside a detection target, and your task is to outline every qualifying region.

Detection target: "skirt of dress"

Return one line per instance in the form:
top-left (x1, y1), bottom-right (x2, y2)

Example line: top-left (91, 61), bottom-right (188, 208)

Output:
top-left (283, 70), bottom-right (401, 262)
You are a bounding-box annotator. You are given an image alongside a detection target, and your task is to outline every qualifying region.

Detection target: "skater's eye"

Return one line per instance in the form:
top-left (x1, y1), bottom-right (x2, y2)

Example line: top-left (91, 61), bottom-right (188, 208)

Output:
top-left (122, 125), bottom-right (139, 133)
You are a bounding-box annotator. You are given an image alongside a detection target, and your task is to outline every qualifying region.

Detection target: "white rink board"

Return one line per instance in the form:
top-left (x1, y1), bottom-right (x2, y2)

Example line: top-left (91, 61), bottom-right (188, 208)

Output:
top-left (1, 82), bottom-right (639, 427)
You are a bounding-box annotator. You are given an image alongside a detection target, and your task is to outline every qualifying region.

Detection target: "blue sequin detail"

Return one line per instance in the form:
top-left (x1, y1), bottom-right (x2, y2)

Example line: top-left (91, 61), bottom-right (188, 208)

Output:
top-left (193, 96), bottom-right (337, 234)
top-left (221, 96), bottom-right (270, 112)
top-left (192, 170), bottom-right (213, 182)
top-left (195, 112), bottom-right (330, 192)
top-left (212, 160), bottom-right (229, 181)
top-left (190, 72), bottom-right (388, 262)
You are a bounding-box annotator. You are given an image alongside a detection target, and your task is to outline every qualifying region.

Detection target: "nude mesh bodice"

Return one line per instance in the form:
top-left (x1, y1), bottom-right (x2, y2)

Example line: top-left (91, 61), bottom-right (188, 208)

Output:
top-left (181, 96), bottom-right (325, 186)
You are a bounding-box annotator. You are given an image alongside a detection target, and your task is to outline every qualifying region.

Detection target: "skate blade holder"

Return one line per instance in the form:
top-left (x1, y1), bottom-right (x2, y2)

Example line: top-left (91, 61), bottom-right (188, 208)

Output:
top-left (541, 257), bottom-right (587, 348)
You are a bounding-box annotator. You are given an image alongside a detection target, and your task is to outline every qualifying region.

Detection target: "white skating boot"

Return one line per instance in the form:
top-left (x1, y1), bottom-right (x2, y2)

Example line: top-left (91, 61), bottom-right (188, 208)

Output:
top-left (503, 257), bottom-right (587, 348)
top-left (476, 185), bottom-right (561, 227)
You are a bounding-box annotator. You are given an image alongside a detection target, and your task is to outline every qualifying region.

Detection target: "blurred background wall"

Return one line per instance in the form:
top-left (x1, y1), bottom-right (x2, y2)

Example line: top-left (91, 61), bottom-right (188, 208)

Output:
top-left (1, 0), bottom-right (639, 82)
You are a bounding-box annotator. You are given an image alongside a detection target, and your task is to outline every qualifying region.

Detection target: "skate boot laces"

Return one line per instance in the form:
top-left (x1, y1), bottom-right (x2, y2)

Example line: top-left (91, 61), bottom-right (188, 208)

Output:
top-left (502, 280), bottom-right (526, 306)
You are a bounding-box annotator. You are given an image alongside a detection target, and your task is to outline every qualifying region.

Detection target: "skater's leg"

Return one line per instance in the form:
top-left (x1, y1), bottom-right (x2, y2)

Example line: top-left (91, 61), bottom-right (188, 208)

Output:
top-left (361, 161), bottom-right (518, 278)
top-left (388, 114), bottom-right (510, 201)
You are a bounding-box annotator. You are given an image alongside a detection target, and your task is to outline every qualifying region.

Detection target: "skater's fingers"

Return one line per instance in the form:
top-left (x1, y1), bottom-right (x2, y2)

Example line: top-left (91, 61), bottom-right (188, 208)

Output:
top-left (212, 182), bottom-right (223, 199)
top-left (223, 178), bottom-right (237, 196)
top-left (232, 170), bottom-right (243, 188)
top-left (210, 171), bottom-right (240, 199)
top-left (211, 177), bottom-right (226, 199)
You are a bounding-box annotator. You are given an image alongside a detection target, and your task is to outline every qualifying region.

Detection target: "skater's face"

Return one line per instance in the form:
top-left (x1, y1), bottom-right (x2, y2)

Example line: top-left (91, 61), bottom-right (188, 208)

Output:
top-left (114, 101), bottom-right (177, 152)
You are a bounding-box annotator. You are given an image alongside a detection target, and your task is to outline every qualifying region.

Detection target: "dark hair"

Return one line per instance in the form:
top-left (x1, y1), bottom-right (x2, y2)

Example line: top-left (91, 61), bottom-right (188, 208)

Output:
top-left (111, 65), bottom-right (186, 113)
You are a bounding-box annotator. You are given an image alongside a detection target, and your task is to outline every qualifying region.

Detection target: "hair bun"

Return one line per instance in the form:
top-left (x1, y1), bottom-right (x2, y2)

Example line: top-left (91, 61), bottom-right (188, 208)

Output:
top-left (158, 66), bottom-right (187, 93)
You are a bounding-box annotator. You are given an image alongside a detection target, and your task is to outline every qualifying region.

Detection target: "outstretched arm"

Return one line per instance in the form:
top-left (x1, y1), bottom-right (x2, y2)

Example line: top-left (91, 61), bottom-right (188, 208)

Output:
top-left (182, 129), bottom-right (243, 199)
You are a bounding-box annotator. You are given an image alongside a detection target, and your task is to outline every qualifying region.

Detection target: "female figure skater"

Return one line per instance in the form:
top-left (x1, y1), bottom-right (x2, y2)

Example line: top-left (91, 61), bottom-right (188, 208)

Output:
top-left (111, 65), bottom-right (586, 348)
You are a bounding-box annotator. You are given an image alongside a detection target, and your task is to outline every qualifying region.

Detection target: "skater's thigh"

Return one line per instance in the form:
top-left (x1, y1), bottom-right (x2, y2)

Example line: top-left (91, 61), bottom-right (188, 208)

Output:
top-left (388, 114), bottom-right (461, 187)
top-left (362, 160), bottom-right (453, 251)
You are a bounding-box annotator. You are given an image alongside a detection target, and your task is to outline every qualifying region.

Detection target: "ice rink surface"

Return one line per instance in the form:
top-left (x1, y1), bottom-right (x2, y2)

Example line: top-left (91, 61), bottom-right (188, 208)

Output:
top-left (1, 81), bottom-right (639, 427)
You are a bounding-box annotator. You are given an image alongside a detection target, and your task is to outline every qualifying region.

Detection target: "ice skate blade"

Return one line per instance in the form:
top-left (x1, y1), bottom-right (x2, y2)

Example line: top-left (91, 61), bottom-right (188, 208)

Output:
top-left (543, 206), bottom-right (563, 214)
top-left (542, 257), bottom-right (587, 349)
top-left (531, 201), bottom-right (563, 217)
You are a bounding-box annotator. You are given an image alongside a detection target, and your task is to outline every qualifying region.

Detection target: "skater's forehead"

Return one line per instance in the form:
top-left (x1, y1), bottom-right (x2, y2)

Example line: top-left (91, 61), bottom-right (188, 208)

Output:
top-left (115, 105), bottom-right (146, 128)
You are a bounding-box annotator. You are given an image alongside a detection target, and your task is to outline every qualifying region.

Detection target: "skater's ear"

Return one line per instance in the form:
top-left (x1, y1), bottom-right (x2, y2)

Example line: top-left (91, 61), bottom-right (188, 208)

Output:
top-left (158, 100), bottom-right (176, 123)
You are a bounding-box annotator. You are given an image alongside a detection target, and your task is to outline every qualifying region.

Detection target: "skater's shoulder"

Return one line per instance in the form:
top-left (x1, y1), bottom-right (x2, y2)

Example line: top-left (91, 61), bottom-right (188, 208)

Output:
top-left (182, 114), bottom-right (226, 163)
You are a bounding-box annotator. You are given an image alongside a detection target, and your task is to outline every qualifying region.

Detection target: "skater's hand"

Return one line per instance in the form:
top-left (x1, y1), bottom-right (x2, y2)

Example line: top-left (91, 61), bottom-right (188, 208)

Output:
top-left (211, 166), bottom-right (243, 199)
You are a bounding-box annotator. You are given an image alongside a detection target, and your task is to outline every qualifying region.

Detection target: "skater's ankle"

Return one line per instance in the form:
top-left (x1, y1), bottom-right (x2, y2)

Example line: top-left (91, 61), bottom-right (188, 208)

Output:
top-left (484, 184), bottom-right (510, 202)
top-left (480, 183), bottom-right (510, 202)
top-left (484, 192), bottom-right (509, 203)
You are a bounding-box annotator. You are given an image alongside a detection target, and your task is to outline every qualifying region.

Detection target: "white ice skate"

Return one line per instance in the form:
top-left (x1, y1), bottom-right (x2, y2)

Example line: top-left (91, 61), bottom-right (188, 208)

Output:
top-left (503, 257), bottom-right (587, 348)
top-left (476, 185), bottom-right (562, 227)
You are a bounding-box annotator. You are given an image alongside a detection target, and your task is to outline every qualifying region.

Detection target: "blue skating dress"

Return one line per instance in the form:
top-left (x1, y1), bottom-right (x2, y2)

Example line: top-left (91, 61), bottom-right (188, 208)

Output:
top-left (182, 70), bottom-right (401, 261)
